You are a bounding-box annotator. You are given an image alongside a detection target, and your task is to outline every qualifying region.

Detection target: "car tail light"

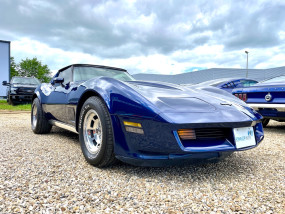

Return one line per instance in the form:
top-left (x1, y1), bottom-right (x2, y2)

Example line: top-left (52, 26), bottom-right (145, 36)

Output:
top-left (235, 93), bottom-right (247, 102)
top-left (242, 93), bottom-right (247, 102)
top-left (238, 94), bottom-right (243, 100)
top-left (177, 129), bottom-right (196, 140)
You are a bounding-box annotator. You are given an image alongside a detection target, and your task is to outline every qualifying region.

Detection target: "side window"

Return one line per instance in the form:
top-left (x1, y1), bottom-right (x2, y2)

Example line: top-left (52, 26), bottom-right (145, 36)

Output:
top-left (232, 81), bottom-right (238, 87)
top-left (228, 82), bottom-right (234, 88)
top-left (57, 67), bottom-right (73, 84)
top-left (242, 81), bottom-right (250, 87)
top-left (248, 80), bottom-right (258, 86)
top-left (223, 82), bottom-right (234, 88)
top-left (240, 80), bottom-right (257, 87)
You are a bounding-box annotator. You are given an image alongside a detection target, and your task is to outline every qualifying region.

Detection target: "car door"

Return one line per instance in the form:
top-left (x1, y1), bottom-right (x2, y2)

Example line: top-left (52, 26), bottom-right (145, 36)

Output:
top-left (44, 67), bottom-right (73, 123)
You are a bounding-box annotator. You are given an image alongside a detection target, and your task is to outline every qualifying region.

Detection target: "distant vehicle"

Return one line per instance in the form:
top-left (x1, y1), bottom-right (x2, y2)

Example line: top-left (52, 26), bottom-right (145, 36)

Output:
top-left (31, 64), bottom-right (263, 168)
top-left (195, 78), bottom-right (258, 93)
top-left (2, 77), bottom-right (41, 105)
top-left (233, 75), bottom-right (285, 127)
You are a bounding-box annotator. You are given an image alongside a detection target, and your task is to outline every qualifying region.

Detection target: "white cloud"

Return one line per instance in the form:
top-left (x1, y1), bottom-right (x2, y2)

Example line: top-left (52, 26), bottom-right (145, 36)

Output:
top-left (1, 0), bottom-right (285, 76)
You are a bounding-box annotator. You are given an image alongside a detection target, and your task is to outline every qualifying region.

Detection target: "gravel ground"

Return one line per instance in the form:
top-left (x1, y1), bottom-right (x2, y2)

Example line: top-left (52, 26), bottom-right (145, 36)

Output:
top-left (0, 111), bottom-right (284, 213)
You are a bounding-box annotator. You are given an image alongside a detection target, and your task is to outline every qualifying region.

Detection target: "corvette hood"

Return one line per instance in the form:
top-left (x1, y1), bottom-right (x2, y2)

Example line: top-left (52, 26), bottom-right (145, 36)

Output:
top-left (126, 81), bottom-right (216, 113)
top-left (125, 81), bottom-right (259, 123)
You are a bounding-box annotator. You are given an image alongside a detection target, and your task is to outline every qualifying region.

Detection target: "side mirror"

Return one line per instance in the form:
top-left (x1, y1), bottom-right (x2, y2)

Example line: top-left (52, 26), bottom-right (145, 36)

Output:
top-left (52, 77), bottom-right (64, 85)
top-left (2, 81), bottom-right (9, 86)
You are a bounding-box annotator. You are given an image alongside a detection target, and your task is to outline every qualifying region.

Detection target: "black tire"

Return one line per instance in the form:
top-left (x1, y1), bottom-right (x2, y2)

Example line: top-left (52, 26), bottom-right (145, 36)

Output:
top-left (31, 98), bottom-right (52, 134)
top-left (8, 96), bottom-right (15, 106)
top-left (78, 96), bottom-right (116, 167)
top-left (262, 118), bottom-right (270, 127)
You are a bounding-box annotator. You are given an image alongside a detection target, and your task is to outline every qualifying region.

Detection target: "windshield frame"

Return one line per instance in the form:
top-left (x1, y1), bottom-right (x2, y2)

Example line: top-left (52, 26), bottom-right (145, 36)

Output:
top-left (58, 64), bottom-right (135, 83)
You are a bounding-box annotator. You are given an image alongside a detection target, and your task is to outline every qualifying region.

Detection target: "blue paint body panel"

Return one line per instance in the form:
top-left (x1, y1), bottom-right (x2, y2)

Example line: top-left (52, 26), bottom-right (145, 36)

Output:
top-left (34, 64), bottom-right (264, 166)
top-left (233, 78), bottom-right (285, 121)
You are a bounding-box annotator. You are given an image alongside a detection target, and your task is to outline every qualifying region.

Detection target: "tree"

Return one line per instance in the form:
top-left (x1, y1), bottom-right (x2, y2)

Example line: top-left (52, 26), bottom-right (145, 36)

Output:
top-left (18, 57), bottom-right (51, 83)
top-left (10, 57), bottom-right (19, 78)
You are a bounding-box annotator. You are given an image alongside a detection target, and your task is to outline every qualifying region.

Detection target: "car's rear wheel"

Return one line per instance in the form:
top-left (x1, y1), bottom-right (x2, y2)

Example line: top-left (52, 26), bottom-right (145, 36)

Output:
top-left (31, 98), bottom-right (52, 134)
top-left (262, 118), bottom-right (270, 127)
top-left (79, 96), bottom-right (116, 167)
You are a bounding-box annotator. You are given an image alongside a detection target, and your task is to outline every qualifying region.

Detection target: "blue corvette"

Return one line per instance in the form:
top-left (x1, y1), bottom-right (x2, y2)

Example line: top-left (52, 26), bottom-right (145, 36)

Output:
top-left (233, 75), bottom-right (285, 127)
top-left (31, 64), bottom-right (264, 167)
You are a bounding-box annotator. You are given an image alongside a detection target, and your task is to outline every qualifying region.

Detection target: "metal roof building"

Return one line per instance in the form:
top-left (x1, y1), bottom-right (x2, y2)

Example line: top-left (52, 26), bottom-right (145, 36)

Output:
top-left (133, 66), bottom-right (285, 84)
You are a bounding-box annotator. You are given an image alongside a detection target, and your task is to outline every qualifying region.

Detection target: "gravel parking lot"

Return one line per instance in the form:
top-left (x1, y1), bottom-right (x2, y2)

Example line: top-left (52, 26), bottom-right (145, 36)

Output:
top-left (0, 111), bottom-right (284, 213)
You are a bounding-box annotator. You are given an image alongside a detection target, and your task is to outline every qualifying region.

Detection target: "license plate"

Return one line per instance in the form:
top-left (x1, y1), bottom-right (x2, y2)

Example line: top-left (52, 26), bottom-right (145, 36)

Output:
top-left (233, 127), bottom-right (256, 149)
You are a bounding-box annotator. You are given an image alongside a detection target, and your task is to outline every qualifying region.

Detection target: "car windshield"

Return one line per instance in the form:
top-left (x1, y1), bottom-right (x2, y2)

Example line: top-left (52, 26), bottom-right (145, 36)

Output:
top-left (262, 76), bottom-right (285, 83)
top-left (73, 66), bottom-right (135, 82)
top-left (12, 77), bottom-right (41, 85)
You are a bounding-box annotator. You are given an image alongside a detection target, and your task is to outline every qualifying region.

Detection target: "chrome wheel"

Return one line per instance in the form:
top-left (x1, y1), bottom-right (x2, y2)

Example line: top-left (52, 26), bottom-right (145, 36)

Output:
top-left (32, 104), bottom-right (37, 128)
top-left (83, 109), bottom-right (103, 155)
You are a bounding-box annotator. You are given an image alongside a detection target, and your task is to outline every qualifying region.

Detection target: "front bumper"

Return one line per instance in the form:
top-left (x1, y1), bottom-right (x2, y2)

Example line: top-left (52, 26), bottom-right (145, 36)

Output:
top-left (10, 94), bottom-right (33, 103)
top-left (116, 152), bottom-right (233, 167)
top-left (112, 115), bottom-right (264, 166)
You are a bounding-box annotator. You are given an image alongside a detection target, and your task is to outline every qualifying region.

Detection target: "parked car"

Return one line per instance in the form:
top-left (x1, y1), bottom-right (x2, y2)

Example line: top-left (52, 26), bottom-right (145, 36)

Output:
top-left (31, 64), bottom-right (264, 167)
top-left (233, 75), bottom-right (285, 127)
top-left (195, 78), bottom-right (258, 93)
top-left (2, 76), bottom-right (41, 105)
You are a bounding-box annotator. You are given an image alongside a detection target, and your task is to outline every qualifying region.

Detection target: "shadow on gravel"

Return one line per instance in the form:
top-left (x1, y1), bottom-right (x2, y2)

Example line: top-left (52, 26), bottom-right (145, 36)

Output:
top-left (264, 125), bottom-right (285, 134)
top-left (48, 127), bottom-right (79, 143)
top-left (106, 155), bottom-right (258, 183)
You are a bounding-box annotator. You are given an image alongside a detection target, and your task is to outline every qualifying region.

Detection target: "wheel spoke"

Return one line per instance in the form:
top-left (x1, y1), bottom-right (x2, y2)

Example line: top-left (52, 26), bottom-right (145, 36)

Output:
top-left (83, 109), bottom-right (103, 155)
top-left (86, 122), bottom-right (92, 130)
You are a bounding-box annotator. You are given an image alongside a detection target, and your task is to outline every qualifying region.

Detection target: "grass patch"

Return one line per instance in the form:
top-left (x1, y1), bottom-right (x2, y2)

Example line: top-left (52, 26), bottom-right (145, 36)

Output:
top-left (0, 99), bottom-right (31, 111)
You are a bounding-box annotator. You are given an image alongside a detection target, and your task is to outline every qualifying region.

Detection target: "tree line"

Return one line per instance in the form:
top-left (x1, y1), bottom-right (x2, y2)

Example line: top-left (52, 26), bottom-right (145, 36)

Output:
top-left (10, 57), bottom-right (52, 83)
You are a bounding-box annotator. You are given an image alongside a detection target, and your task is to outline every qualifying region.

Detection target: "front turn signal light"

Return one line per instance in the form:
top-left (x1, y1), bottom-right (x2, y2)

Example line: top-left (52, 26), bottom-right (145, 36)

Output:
top-left (178, 129), bottom-right (196, 140)
top-left (123, 121), bottom-right (142, 128)
top-left (123, 121), bottom-right (144, 134)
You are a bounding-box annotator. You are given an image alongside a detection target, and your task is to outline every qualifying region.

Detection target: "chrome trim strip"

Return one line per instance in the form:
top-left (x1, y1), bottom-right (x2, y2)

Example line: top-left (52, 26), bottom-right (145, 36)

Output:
top-left (49, 120), bottom-right (78, 134)
top-left (248, 103), bottom-right (285, 112)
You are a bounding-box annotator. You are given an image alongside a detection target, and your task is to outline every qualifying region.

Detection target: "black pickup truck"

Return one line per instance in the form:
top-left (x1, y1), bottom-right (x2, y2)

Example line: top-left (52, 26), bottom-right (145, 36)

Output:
top-left (2, 77), bottom-right (41, 105)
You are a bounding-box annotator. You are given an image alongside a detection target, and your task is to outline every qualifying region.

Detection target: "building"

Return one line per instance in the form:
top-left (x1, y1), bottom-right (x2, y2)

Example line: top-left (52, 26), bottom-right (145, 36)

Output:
top-left (0, 40), bottom-right (10, 98)
top-left (133, 67), bottom-right (285, 84)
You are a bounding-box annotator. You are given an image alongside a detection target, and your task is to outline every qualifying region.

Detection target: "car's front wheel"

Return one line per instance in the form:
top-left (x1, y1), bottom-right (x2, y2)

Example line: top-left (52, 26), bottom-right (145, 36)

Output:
top-left (31, 98), bottom-right (52, 134)
top-left (8, 95), bottom-right (15, 106)
top-left (79, 96), bottom-right (116, 167)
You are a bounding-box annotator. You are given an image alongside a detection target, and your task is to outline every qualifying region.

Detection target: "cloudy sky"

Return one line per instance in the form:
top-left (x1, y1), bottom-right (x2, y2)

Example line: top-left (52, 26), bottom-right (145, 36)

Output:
top-left (1, 0), bottom-right (285, 75)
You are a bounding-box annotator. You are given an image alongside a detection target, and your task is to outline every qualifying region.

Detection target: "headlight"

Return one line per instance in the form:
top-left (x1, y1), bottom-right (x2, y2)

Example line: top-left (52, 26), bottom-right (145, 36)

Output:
top-left (10, 87), bottom-right (18, 93)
